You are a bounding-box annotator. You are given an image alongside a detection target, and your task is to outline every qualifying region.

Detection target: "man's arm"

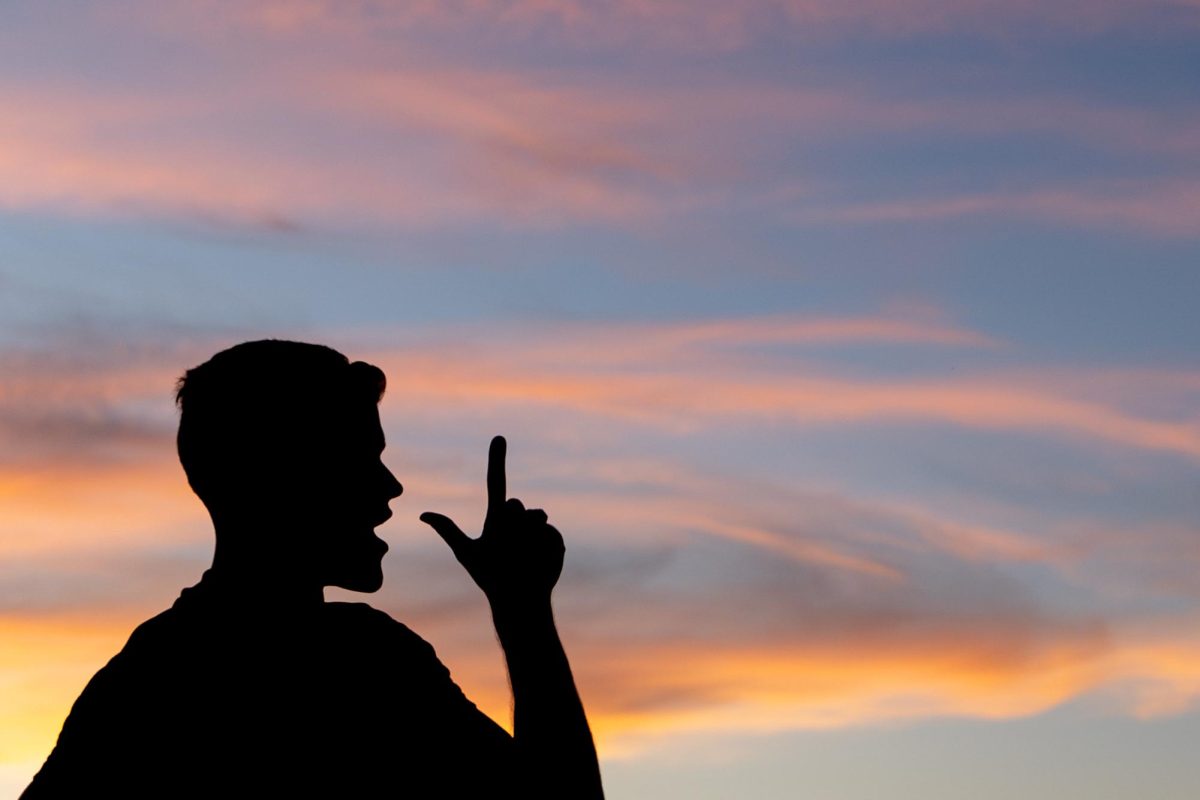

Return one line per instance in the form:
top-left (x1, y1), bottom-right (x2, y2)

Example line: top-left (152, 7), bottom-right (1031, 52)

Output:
top-left (420, 436), bottom-right (604, 800)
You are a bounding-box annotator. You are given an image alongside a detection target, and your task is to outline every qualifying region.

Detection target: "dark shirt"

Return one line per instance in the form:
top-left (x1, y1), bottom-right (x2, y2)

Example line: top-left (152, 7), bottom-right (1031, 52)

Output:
top-left (23, 573), bottom-right (516, 797)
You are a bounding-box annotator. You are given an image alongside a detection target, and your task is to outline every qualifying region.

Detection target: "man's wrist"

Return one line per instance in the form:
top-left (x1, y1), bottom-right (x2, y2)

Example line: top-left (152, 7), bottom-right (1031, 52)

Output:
top-left (489, 595), bottom-right (556, 639)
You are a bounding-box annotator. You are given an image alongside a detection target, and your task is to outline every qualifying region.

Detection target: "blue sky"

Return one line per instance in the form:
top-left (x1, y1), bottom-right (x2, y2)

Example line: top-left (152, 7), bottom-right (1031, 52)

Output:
top-left (2, 2), bottom-right (1199, 797)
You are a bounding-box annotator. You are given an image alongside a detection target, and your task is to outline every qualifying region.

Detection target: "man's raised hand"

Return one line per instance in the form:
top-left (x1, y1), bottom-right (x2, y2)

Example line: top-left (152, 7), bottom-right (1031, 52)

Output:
top-left (420, 436), bottom-right (565, 608)
top-left (423, 438), bottom-right (604, 800)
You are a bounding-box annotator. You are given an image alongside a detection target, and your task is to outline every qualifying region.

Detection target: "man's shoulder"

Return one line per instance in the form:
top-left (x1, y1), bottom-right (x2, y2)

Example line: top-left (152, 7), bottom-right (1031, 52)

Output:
top-left (323, 600), bottom-right (423, 637)
top-left (122, 595), bottom-right (433, 649)
top-left (322, 601), bottom-right (445, 666)
top-left (323, 599), bottom-right (410, 625)
top-left (103, 595), bottom-right (453, 681)
top-left (95, 605), bottom-right (187, 672)
top-left (127, 604), bottom-right (187, 641)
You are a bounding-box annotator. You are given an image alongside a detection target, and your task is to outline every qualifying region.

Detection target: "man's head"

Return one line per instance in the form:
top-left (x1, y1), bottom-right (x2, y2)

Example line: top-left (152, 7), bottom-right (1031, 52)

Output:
top-left (176, 340), bottom-right (402, 592)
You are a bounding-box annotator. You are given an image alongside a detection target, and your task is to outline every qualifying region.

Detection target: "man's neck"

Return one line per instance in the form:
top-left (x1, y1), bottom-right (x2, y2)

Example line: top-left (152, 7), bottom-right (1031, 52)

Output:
top-left (208, 532), bottom-right (325, 609)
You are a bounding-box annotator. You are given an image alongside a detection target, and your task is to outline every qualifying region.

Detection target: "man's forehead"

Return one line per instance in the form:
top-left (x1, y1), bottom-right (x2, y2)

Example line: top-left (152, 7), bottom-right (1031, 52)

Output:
top-left (301, 401), bottom-right (384, 445)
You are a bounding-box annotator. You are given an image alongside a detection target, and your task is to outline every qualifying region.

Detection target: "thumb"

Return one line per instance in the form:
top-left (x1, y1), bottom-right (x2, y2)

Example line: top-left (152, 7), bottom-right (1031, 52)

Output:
top-left (420, 512), bottom-right (472, 559)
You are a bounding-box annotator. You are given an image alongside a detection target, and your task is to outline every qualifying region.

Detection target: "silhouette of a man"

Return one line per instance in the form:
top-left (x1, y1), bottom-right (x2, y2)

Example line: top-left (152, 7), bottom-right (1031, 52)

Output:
top-left (23, 340), bottom-right (604, 798)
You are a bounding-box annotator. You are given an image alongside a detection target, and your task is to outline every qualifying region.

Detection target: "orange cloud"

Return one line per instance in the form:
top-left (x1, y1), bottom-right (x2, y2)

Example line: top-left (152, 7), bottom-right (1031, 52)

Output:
top-left (362, 348), bottom-right (1200, 460)
top-left (4, 315), bottom-right (1198, 486)
top-left (304, 594), bottom-right (1200, 760)
top-left (0, 461), bottom-right (204, 559)
top-left (576, 622), bottom-right (1200, 757)
top-left (7, 603), bottom-right (1199, 785)
top-left (4, 323), bottom-right (1198, 780)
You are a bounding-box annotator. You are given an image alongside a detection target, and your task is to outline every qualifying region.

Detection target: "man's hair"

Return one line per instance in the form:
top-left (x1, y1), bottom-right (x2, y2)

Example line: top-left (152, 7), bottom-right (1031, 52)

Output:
top-left (175, 340), bottom-right (385, 508)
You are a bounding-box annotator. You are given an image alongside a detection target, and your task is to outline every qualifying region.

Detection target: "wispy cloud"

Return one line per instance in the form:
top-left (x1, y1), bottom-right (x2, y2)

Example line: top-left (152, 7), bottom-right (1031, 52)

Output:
top-left (4, 313), bottom-right (1197, 478)
top-left (3, 313), bottom-right (1198, 771)
top-left (576, 622), bottom-right (1200, 755)
top-left (2, 2), bottom-right (1197, 795)
top-left (0, 70), bottom-right (685, 229)
top-left (4, 39), bottom-right (1199, 238)
top-left (362, 343), bottom-right (1200, 460)
top-left (133, 0), bottom-right (1200, 47)
top-left (801, 180), bottom-right (1200, 238)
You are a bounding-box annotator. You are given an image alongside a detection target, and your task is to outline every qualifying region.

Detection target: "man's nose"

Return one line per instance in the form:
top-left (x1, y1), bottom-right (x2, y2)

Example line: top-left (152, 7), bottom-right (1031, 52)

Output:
top-left (383, 465), bottom-right (403, 499)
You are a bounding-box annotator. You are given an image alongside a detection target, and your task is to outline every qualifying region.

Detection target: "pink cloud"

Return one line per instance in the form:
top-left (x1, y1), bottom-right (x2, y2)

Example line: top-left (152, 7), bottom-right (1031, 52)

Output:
top-left (0, 69), bottom-right (679, 228)
top-left (6, 604), bottom-right (1199, 772)
top-left (362, 351), bottom-right (1200, 460)
top-left (6, 0), bottom-right (1200, 239)
top-left (3, 43), bottom-right (1198, 238)
top-left (0, 316), bottom-right (1192, 584)
top-left (134, 0), bottom-right (1200, 47)
top-left (804, 181), bottom-right (1200, 237)
top-left (4, 314), bottom-right (1197, 474)
top-left (4, 322), bottom-right (1199, 772)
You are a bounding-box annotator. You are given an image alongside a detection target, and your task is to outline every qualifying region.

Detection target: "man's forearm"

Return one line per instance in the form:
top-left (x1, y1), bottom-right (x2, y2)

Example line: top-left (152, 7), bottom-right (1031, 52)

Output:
top-left (421, 437), bottom-right (603, 797)
top-left (493, 599), bottom-right (604, 800)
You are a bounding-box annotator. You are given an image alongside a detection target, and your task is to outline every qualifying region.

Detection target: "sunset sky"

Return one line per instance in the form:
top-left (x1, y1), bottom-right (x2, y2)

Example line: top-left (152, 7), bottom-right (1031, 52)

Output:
top-left (2, 2), bottom-right (1199, 797)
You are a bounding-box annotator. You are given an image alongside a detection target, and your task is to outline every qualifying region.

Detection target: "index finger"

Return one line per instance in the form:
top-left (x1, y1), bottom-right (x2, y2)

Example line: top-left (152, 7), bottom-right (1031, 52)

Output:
top-left (486, 435), bottom-right (507, 515)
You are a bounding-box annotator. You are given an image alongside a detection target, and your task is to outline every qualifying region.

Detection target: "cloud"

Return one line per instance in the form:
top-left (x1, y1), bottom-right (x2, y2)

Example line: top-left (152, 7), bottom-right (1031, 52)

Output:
top-left (3, 314), bottom-right (1198, 766)
top-left (0, 340), bottom-right (188, 469)
top-left (1067, 521), bottom-right (1200, 600)
top-left (800, 180), bottom-right (1200, 238)
top-left (133, 0), bottom-right (1200, 48)
top-left (4, 32), bottom-right (1200, 238)
top-left (3, 313), bottom-right (1197, 501)
top-left (361, 341), bottom-right (1200, 460)
top-left (412, 521), bottom-right (1200, 754)
top-left (514, 457), bottom-right (1198, 751)
top-left (0, 460), bottom-right (205, 560)
top-left (577, 622), bottom-right (1200, 757)
top-left (0, 335), bottom-right (215, 558)
top-left (0, 69), bottom-right (687, 230)
top-left (9, 534), bottom-right (1200, 762)
top-left (0, 544), bottom-right (207, 617)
